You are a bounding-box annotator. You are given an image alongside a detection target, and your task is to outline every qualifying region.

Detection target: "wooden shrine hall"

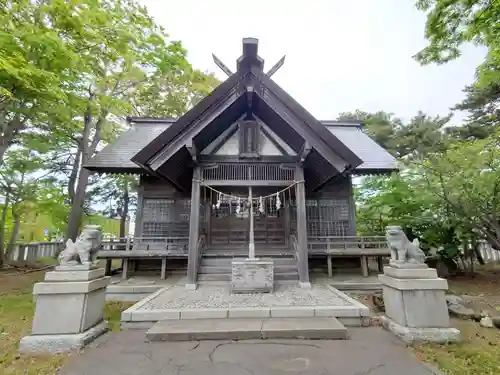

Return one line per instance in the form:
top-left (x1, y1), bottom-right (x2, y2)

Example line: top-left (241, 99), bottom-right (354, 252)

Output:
top-left (86, 38), bottom-right (398, 287)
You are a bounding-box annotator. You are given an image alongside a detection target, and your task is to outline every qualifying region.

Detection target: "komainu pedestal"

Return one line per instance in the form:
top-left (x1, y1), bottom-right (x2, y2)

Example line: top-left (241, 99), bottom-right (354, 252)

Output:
top-left (20, 225), bottom-right (110, 354)
top-left (379, 263), bottom-right (461, 344)
top-left (231, 258), bottom-right (274, 293)
top-left (380, 226), bottom-right (460, 344)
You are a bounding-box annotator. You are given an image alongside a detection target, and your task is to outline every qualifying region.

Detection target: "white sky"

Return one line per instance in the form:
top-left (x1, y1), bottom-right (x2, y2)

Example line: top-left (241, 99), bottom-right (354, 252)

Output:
top-left (138, 0), bottom-right (485, 125)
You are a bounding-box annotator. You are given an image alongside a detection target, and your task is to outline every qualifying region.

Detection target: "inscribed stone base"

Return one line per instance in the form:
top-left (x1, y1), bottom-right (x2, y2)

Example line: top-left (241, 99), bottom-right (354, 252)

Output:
top-left (380, 316), bottom-right (461, 344)
top-left (231, 258), bottom-right (274, 293)
top-left (19, 321), bottom-right (108, 354)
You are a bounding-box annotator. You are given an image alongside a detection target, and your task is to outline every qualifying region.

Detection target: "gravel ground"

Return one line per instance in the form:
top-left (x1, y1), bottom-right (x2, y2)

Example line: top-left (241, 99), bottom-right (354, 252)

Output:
top-left (142, 284), bottom-right (352, 309)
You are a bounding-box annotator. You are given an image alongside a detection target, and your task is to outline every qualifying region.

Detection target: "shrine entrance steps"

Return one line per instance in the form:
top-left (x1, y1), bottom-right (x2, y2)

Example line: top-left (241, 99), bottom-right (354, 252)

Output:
top-left (198, 245), bottom-right (298, 282)
top-left (146, 317), bottom-right (347, 341)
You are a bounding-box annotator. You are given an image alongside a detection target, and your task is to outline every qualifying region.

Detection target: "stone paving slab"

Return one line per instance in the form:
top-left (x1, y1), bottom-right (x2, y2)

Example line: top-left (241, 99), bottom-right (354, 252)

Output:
top-left (142, 284), bottom-right (351, 309)
top-left (58, 327), bottom-right (444, 375)
top-left (146, 318), bottom-right (347, 341)
top-left (121, 284), bottom-right (370, 325)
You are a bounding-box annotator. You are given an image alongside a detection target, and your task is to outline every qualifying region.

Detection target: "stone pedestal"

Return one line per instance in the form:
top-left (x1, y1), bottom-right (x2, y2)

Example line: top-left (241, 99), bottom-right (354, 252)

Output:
top-left (379, 263), bottom-right (460, 344)
top-left (231, 258), bottom-right (274, 293)
top-left (20, 265), bottom-right (111, 354)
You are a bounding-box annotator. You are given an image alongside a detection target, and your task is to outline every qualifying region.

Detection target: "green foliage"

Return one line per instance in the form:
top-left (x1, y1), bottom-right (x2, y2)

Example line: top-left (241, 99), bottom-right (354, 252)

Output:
top-left (357, 127), bottom-right (500, 255)
top-left (414, 0), bottom-right (500, 88)
top-left (416, 129), bottom-right (500, 249)
top-left (338, 110), bottom-right (452, 158)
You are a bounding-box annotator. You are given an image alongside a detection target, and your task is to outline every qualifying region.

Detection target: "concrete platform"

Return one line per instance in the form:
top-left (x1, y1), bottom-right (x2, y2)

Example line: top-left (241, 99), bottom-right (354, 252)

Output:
top-left (146, 317), bottom-right (347, 341)
top-left (121, 284), bottom-right (371, 328)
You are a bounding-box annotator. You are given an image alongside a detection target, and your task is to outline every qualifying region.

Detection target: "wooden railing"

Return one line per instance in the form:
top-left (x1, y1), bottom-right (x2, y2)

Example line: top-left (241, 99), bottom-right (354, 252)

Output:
top-left (307, 236), bottom-right (390, 255)
top-left (131, 236), bottom-right (189, 253)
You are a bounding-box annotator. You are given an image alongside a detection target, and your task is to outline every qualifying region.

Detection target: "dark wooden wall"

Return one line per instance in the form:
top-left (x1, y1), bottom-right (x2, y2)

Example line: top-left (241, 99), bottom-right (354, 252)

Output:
top-left (135, 173), bottom-right (357, 240)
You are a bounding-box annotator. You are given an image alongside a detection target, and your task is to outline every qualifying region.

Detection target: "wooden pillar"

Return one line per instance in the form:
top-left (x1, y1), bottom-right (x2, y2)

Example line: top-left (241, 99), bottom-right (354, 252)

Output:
top-left (161, 257), bottom-right (167, 280)
top-left (327, 255), bottom-right (333, 278)
top-left (204, 197), bottom-right (211, 246)
top-left (186, 167), bottom-right (201, 288)
top-left (295, 166), bottom-right (310, 288)
top-left (105, 259), bottom-right (112, 276)
top-left (377, 257), bottom-right (384, 273)
top-left (361, 256), bottom-right (369, 277)
top-left (122, 258), bottom-right (129, 280)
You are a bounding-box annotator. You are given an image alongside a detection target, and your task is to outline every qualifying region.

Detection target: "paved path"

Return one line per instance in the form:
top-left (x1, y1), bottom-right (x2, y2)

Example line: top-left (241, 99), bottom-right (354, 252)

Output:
top-left (59, 327), bottom-right (443, 375)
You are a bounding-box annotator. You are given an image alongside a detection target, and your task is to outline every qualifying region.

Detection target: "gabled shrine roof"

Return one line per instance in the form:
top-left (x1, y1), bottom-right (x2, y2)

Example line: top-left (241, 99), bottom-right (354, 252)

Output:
top-left (85, 119), bottom-right (397, 174)
top-left (85, 38), bottom-right (398, 182)
top-left (84, 119), bottom-right (175, 173)
top-left (326, 125), bottom-right (398, 173)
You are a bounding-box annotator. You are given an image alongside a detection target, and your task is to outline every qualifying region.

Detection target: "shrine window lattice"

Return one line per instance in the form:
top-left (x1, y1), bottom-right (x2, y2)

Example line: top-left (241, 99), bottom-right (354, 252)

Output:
top-left (291, 198), bottom-right (351, 237)
top-left (141, 199), bottom-right (203, 238)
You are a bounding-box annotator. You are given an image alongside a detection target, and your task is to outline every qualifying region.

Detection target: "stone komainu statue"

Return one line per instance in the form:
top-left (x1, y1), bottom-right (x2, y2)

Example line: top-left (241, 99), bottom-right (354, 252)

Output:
top-left (385, 226), bottom-right (426, 264)
top-left (58, 225), bottom-right (102, 266)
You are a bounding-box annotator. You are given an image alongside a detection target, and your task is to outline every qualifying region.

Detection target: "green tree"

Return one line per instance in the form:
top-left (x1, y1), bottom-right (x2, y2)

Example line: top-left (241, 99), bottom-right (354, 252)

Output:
top-left (89, 175), bottom-right (138, 238)
top-left (0, 0), bottom-right (85, 163)
top-left (416, 129), bottom-right (500, 250)
top-left (414, 0), bottom-right (500, 88)
top-left (338, 110), bottom-right (450, 158)
top-left (51, 0), bottom-right (191, 242)
top-left (0, 147), bottom-right (48, 265)
top-left (447, 83), bottom-right (499, 140)
top-left (337, 110), bottom-right (402, 156)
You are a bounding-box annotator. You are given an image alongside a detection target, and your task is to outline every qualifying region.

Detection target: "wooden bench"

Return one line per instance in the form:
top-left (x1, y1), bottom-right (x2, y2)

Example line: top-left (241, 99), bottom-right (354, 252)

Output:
top-left (308, 236), bottom-right (390, 277)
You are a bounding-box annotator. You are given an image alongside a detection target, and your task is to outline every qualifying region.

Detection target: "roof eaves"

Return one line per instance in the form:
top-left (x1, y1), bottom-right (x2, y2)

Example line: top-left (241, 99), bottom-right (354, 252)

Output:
top-left (132, 70), bottom-right (245, 166)
top-left (321, 120), bottom-right (364, 128)
top-left (126, 116), bottom-right (178, 124)
top-left (251, 67), bottom-right (363, 169)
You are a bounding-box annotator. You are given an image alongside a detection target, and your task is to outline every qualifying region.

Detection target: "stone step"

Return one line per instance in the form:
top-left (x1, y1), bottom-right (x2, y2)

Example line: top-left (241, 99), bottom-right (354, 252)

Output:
top-left (199, 265), bottom-right (298, 274)
top-left (201, 257), bottom-right (296, 266)
top-left (146, 317), bottom-right (347, 341)
top-left (198, 272), bottom-right (298, 282)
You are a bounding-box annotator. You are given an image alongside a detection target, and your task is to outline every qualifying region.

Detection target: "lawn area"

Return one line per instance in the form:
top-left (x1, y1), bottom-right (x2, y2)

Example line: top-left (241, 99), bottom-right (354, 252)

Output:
top-left (0, 266), bottom-right (132, 375)
top-left (413, 263), bottom-right (500, 375)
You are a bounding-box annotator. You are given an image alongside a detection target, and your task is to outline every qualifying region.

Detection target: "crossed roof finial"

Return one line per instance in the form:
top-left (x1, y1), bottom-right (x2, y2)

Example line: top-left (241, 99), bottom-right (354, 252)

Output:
top-left (212, 38), bottom-right (285, 78)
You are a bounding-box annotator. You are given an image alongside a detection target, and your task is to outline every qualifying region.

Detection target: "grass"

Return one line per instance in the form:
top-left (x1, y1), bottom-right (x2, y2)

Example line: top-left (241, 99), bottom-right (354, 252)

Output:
top-left (0, 267), bottom-right (133, 375)
top-left (414, 319), bottom-right (500, 375)
top-left (413, 263), bottom-right (500, 375)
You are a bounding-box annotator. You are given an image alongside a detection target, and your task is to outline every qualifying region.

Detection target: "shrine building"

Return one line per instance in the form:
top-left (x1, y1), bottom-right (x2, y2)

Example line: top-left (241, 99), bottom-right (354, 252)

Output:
top-left (85, 38), bottom-right (397, 288)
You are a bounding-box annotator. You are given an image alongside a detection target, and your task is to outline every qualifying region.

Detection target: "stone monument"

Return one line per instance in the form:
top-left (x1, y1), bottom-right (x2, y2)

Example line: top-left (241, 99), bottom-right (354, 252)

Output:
top-left (20, 225), bottom-right (111, 354)
top-left (231, 187), bottom-right (274, 293)
top-left (379, 226), bottom-right (461, 343)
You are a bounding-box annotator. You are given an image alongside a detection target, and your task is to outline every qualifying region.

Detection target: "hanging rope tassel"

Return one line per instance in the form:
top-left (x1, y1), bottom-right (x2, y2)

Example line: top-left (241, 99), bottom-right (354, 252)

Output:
top-left (258, 196), bottom-right (264, 214)
top-left (215, 192), bottom-right (221, 209)
top-left (276, 192), bottom-right (281, 210)
top-left (236, 197), bottom-right (241, 216)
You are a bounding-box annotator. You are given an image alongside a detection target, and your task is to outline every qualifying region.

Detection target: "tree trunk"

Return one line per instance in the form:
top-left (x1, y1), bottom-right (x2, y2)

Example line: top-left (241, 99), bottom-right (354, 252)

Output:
top-left (119, 183), bottom-right (130, 239)
top-left (0, 143), bottom-right (8, 166)
top-left (5, 212), bottom-right (21, 260)
top-left (67, 149), bottom-right (82, 204)
top-left (0, 194), bottom-right (10, 267)
top-left (471, 235), bottom-right (485, 265)
top-left (65, 167), bottom-right (91, 245)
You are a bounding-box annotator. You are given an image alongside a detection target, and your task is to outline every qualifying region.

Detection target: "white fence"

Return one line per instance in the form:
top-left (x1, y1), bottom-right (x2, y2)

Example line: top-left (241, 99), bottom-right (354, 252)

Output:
top-left (7, 238), bottom-right (129, 262)
top-left (479, 241), bottom-right (500, 263)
